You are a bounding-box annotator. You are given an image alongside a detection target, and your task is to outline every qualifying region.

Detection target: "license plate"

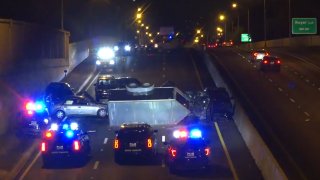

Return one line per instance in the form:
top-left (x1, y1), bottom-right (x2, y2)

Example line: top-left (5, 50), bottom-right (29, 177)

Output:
top-left (129, 143), bottom-right (136, 148)
top-left (186, 152), bottom-right (195, 157)
top-left (257, 55), bottom-right (264, 59)
top-left (56, 145), bottom-right (64, 150)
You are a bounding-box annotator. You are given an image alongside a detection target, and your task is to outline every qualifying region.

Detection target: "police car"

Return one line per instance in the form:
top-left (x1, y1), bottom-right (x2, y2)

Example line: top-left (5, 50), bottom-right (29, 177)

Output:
top-left (16, 100), bottom-right (50, 136)
top-left (41, 118), bottom-right (91, 166)
top-left (113, 123), bottom-right (158, 163)
top-left (164, 128), bottom-right (211, 173)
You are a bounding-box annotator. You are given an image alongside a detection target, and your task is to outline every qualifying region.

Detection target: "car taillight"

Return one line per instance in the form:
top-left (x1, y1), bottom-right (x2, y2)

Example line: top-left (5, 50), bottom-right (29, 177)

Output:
top-left (254, 53), bottom-right (258, 56)
top-left (73, 140), bottom-right (80, 151)
top-left (266, 53), bottom-right (269, 56)
top-left (205, 148), bottom-right (210, 156)
top-left (114, 139), bottom-right (119, 149)
top-left (170, 148), bottom-right (177, 157)
top-left (147, 138), bottom-right (152, 148)
top-left (276, 60), bottom-right (281, 64)
top-left (41, 142), bottom-right (46, 152)
top-left (263, 60), bottom-right (268, 64)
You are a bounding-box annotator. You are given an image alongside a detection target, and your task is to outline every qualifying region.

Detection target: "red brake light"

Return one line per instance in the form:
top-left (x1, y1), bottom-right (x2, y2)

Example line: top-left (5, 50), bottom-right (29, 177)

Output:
top-left (254, 53), bottom-right (258, 56)
top-left (147, 138), bottom-right (152, 148)
top-left (266, 53), bottom-right (269, 56)
top-left (263, 60), bottom-right (268, 64)
top-left (230, 41), bottom-right (233, 45)
top-left (41, 142), bottom-right (46, 152)
top-left (277, 60), bottom-right (281, 64)
top-left (180, 131), bottom-right (187, 138)
top-left (73, 140), bottom-right (80, 151)
top-left (205, 148), bottom-right (210, 156)
top-left (114, 139), bottom-right (119, 149)
top-left (45, 131), bottom-right (53, 138)
top-left (27, 110), bottom-right (33, 115)
top-left (170, 148), bottom-right (177, 157)
top-left (25, 102), bottom-right (34, 111)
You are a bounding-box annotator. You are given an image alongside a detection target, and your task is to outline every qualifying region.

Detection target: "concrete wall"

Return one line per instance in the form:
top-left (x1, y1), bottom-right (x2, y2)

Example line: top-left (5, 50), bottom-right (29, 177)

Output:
top-left (241, 35), bottom-right (320, 49)
top-left (0, 19), bottom-right (90, 135)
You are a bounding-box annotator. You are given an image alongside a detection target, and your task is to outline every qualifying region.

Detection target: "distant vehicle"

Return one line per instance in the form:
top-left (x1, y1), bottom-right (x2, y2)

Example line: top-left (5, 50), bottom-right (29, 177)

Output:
top-left (95, 47), bottom-right (116, 68)
top-left (16, 101), bottom-right (50, 136)
top-left (260, 56), bottom-right (281, 72)
top-left (114, 42), bottom-right (133, 56)
top-left (44, 82), bottom-right (75, 109)
top-left (207, 43), bottom-right (217, 49)
top-left (95, 76), bottom-right (141, 101)
top-left (164, 128), bottom-right (211, 173)
top-left (50, 95), bottom-right (108, 119)
top-left (41, 120), bottom-right (91, 167)
top-left (249, 49), bottom-right (269, 62)
top-left (113, 123), bottom-right (158, 163)
top-left (145, 44), bottom-right (158, 54)
top-left (205, 87), bottom-right (234, 119)
top-left (222, 40), bottom-right (233, 47)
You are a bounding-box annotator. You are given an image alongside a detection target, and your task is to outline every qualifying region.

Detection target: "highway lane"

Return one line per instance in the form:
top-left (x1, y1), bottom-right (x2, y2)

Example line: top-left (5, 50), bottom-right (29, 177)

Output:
top-left (18, 49), bottom-right (261, 180)
top-left (208, 47), bottom-right (320, 179)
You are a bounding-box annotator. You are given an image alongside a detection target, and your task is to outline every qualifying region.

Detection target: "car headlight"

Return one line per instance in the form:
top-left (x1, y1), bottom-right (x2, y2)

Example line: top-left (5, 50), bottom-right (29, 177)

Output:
top-left (96, 60), bottom-right (101, 65)
top-left (154, 44), bottom-right (158, 48)
top-left (97, 47), bottom-right (115, 60)
top-left (124, 45), bottom-right (131, 52)
top-left (109, 60), bottom-right (115, 65)
top-left (114, 46), bottom-right (119, 51)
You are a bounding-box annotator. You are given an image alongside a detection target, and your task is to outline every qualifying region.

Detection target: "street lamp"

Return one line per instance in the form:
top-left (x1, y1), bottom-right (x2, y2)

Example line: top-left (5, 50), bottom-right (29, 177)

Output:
top-left (141, 23), bottom-right (144, 27)
top-left (136, 13), bottom-right (142, 19)
top-left (232, 3), bottom-right (237, 8)
top-left (219, 14), bottom-right (227, 40)
top-left (137, 30), bottom-right (140, 34)
top-left (146, 26), bottom-right (149, 30)
top-left (137, 7), bottom-right (142, 12)
top-left (196, 29), bottom-right (201, 34)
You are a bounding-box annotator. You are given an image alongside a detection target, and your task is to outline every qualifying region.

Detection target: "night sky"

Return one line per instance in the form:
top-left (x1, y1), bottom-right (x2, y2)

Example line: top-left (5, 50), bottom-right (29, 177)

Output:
top-left (0, 0), bottom-right (319, 42)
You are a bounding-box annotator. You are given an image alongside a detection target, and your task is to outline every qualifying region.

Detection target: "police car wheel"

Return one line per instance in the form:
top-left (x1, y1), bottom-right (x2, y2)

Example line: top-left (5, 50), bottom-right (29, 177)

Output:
top-left (42, 156), bottom-right (52, 167)
top-left (114, 154), bottom-right (123, 164)
top-left (56, 110), bottom-right (65, 119)
top-left (97, 109), bottom-right (107, 118)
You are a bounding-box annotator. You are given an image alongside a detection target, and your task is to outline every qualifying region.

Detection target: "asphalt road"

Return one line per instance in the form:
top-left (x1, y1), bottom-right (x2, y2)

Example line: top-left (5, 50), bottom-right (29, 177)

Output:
top-left (16, 49), bottom-right (262, 180)
top-left (208, 47), bottom-right (320, 180)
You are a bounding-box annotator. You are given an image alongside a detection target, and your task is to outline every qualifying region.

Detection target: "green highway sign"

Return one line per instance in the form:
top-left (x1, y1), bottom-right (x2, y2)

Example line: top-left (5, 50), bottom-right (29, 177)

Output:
top-left (241, 34), bottom-right (251, 42)
top-left (292, 18), bottom-right (317, 34)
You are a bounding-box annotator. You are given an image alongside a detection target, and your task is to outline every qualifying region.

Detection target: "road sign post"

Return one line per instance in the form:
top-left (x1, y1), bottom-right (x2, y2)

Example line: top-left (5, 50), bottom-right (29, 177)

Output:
top-left (292, 18), bottom-right (317, 34)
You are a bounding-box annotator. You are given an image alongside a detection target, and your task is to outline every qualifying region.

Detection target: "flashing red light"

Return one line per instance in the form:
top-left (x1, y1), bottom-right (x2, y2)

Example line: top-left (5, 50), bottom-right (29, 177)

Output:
top-left (277, 60), bottom-right (281, 64)
top-left (114, 139), bottom-right (119, 149)
top-left (27, 110), bottom-right (33, 115)
top-left (205, 148), bottom-right (210, 156)
top-left (266, 53), bottom-right (269, 56)
top-left (263, 60), bottom-right (268, 64)
top-left (41, 142), bottom-right (46, 152)
top-left (230, 41), bottom-right (233, 45)
top-left (147, 138), bottom-right (152, 148)
top-left (73, 140), bottom-right (80, 151)
top-left (45, 131), bottom-right (53, 138)
top-left (180, 131), bottom-right (187, 138)
top-left (25, 102), bottom-right (34, 111)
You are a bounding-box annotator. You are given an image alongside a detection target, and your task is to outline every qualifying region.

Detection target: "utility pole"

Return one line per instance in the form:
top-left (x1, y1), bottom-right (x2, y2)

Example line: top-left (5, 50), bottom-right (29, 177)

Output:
top-left (61, 0), bottom-right (64, 30)
top-left (264, 0), bottom-right (267, 47)
top-left (289, 0), bottom-right (291, 37)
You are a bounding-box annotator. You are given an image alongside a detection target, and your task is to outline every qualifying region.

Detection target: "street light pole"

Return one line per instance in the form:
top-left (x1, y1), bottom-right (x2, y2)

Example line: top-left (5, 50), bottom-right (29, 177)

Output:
top-left (288, 0), bottom-right (291, 37)
top-left (264, 0), bottom-right (267, 47)
top-left (61, 0), bottom-right (64, 30)
top-left (247, 9), bottom-right (250, 34)
top-left (224, 21), bottom-right (227, 40)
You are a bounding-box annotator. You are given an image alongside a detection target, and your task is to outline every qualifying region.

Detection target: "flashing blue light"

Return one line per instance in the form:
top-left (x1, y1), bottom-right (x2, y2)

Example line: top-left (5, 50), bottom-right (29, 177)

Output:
top-left (169, 35), bottom-right (173, 39)
top-left (62, 124), bottom-right (69, 130)
top-left (66, 130), bottom-right (74, 138)
top-left (189, 129), bottom-right (202, 138)
top-left (124, 45), bottom-right (131, 52)
top-left (50, 123), bottom-right (58, 131)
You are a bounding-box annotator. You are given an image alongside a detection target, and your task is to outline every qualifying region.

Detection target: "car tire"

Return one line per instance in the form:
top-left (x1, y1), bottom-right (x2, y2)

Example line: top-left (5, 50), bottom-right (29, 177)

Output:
top-left (55, 110), bottom-right (65, 119)
top-left (42, 156), bottom-right (52, 168)
top-left (114, 153), bottom-right (123, 164)
top-left (97, 109), bottom-right (107, 118)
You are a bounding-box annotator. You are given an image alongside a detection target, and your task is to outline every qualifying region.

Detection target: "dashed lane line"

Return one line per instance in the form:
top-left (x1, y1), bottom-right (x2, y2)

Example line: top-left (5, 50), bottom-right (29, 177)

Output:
top-left (19, 152), bottom-right (41, 180)
top-left (214, 122), bottom-right (239, 180)
top-left (304, 112), bottom-right (310, 117)
top-left (93, 161), bottom-right (100, 170)
top-left (278, 87), bottom-right (283, 92)
top-left (289, 98), bottom-right (296, 103)
top-left (103, 138), bottom-right (108, 144)
top-left (85, 73), bottom-right (100, 91)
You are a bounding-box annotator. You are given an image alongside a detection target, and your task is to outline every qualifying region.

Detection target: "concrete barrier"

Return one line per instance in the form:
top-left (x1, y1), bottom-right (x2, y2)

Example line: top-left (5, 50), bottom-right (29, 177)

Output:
top-left (203, 52), bottom-right (288, 180)
top-left (240, 35), bottom-right (320, 50)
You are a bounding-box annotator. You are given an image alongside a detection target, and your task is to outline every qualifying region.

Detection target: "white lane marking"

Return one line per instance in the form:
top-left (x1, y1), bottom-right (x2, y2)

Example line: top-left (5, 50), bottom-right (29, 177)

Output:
top-left (103, 138), bottom-right (108, 144)
top-left (85, 73), bottom-right (100, 91)
top-left (189, 54), bottom-right (204, 89)
top-left (19, 152), bottom-right (41, 180)
top-left (318, 87), bottom-right (320, 91)
top-left (278, 87), bottom-right (283, 92)
top-left (304, 112), bottom-right (310, 117)
top-left (100, 149), bottom-right (104, 152)
top-left (77, 72), bottom-right (94, 93)
top-left (161, 159), bottom-right (166, 168)
top-left (87, 130), bottom-right (96, 133)
top-left (93, 161), bottom-right (100, 170)
top-left (289, 98), bottom-right (295, 103)
top-left (305, 79), bottom-right (310, 83)
top-left (131, 69), bottom-right (134, 72)
top-left (214, 122), bottom-right (239, 180)
top-left (162, 136), bottom-right (166, 142)
top-left (162, 74), bottom-right (166, 78)
top-left (268, 78), bottom-right (273, 83)
top-left (305, 119), bottom-right (311, 122)
top-left (162, 67), bottom-right (166, 71)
